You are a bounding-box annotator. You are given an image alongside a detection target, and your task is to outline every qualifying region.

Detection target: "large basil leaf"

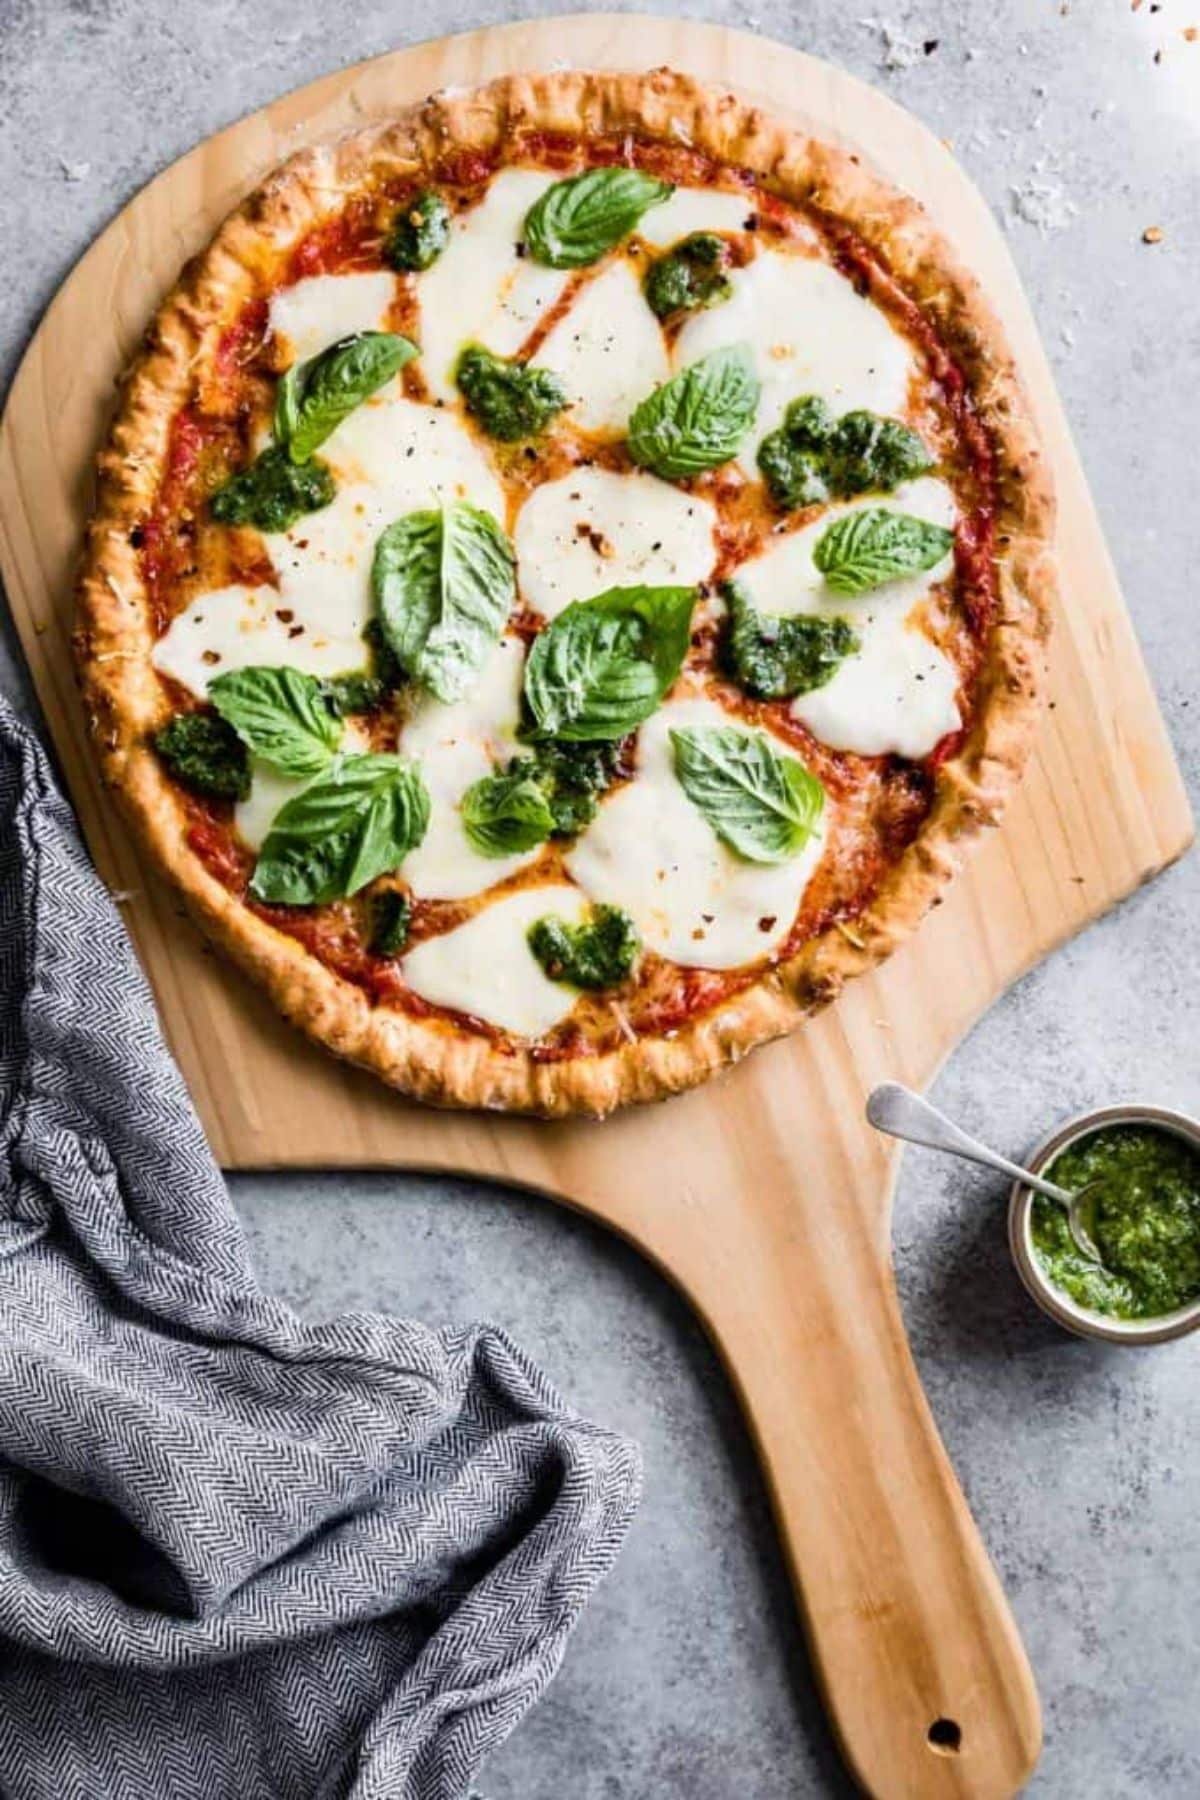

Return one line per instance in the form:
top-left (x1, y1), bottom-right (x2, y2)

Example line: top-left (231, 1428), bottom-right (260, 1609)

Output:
top-left (527, 904), bottom-right (641, 989)
top-left (523, 585), bottom-right (695, 741)
top-left (373, 502), bottom-right (516, 703)
top-left (670, 725), bottom-right (824, 864)
top-left (208, 666), bottom-right (340, 778)
top-left (722, 581), bottom-right (859, 701)
top-left (813, 507), bottom-right (954, 597)
top-left (275, 331), bottom-right (418, 463)
top-left (461, 770), bottom-right (555, 858)
top-left (627, 345), bottom-right (759, 480)
top-left (250, 753), bottom-right (430, 906)
top-left (524, 168), bottom-right (673, 269)
top-left (209, 446), bottom-right (336, 533)
top-left (154, 712), bottom-right (250, 802)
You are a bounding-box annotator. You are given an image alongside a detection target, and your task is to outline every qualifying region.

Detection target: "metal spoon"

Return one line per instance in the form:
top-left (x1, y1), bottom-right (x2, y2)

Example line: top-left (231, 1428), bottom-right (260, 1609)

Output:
top-left (866, 1081), bottom-right (1103, 1263)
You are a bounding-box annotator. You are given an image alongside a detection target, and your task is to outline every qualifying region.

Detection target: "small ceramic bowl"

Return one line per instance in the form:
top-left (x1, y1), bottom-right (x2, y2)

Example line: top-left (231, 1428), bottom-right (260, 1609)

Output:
top-left (1008, 1102), bottom-right (1200, 1345)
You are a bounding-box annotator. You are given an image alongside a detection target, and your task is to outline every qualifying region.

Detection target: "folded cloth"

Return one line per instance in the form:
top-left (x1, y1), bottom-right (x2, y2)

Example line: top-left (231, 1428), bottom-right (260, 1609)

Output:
top-left (0, 698), bottom-right (641, 1799)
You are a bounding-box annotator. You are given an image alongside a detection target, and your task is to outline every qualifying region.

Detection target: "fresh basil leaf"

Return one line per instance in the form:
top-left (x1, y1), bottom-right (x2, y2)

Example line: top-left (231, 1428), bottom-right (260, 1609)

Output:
top-left (670, 725), bottom-right (824, 864)
top-left (208, 666), bottom-right (341, 778)
top-left (461, 770), bottom-right (555, 857)
top-left (250, 753), bottom-right (429, 906)
top-left (385, 189), bottom-right (450, 272)
top-left (627, 345), bottom-right (759, 480)
top-left (275, 331), bottom-right (418, 463)
top-left (373, 502), bottom-right (516, 703)
top-left (524, 168), bottom-right (673, 269)
top-left (154, 712), bottom-right (250, 802)
top-left (757, 395), bottom-right (932, 511)
top-left (456, 344), bottom-right (567, 442)
top-left (504, 738), bottom-right (625, 837)
top-left (523, 585), bottom-right (695, 741)
top-left (643, 233), bottom-right (732, 320)
top-left (369, 889), bottom-right (412, 956)
top-left (527, 904), bottom-right (641, 989)
top-left (722, 581), bottom-right (859, 700)
top-left (209, 445), bottom-right (336, 533)
top-left (813, 507), bottom-right (954, 597)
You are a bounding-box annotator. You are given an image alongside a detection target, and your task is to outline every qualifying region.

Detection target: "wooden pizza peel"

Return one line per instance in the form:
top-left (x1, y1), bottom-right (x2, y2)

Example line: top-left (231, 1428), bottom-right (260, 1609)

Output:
top-left (0, 18), bottom-right (1192, 1796)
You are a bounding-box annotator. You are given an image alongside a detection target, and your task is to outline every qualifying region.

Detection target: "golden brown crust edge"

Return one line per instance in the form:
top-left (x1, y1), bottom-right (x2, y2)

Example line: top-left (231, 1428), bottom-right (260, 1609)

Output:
top-left (75, 67), bottom-right (1055, 1118)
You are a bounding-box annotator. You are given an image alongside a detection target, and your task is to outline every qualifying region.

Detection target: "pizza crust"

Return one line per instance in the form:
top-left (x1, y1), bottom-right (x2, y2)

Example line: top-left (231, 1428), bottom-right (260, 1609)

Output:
top-left (75, 68), bottom-right (1054, 1117)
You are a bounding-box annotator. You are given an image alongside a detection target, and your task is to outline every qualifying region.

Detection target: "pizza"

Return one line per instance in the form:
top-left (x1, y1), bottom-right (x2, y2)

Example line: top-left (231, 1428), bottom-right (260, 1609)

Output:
top-left (75, 69), bottom-right (1054, 1116)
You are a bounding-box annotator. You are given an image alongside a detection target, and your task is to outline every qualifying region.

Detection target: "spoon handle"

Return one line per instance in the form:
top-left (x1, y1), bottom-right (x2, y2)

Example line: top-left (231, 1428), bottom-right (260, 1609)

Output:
top-left (866, 1082), bottom-right (1075, 1208)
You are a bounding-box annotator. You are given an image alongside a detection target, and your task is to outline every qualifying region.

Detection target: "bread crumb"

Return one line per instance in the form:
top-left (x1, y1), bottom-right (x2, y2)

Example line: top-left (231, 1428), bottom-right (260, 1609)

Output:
top-left (1142, 225), bottom-right (1165, 244)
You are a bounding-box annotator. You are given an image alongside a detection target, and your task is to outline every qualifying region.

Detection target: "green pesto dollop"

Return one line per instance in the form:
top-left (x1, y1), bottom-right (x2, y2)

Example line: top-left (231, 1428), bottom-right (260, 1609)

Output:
top-left (643, 233), bottom-right (733, 320)
top-left (455, 344), bottom-right (567, 442)
top-left (1031, 1123), bottom-right (1200, 1320)
top-left (385, 189), bottom-right (450, 272)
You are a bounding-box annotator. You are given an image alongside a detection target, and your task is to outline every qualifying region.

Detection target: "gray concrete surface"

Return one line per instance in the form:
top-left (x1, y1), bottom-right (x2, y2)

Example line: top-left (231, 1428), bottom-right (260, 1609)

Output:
top-left (2, 2), bottom-right (1199, 1793)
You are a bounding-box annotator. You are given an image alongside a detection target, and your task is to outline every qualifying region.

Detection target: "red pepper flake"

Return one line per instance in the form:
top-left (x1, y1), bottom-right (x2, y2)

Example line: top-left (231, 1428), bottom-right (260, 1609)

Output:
top-left (758, 915), bottom-right (778, 932)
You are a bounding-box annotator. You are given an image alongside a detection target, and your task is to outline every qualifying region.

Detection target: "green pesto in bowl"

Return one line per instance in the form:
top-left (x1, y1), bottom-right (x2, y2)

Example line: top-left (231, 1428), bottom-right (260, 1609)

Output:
top-left (1031, 1122), bottom-right (1200, 1320)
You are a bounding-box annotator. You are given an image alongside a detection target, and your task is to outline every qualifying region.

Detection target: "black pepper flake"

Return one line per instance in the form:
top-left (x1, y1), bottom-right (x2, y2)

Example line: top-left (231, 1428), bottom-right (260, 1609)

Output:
top-left (923, 38), bottom-right (939, 53)
top-left (129, 525), bottom-right (145, 548)
top-left (744, 214), bottom-right (758, 231)
top-left (515, 240), bottom-right (527, 258)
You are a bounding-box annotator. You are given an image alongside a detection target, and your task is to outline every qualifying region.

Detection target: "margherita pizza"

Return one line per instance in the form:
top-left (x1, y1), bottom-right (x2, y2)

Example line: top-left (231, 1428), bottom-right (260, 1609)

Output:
top-left (75, 69), bottom-right (1053, 1116)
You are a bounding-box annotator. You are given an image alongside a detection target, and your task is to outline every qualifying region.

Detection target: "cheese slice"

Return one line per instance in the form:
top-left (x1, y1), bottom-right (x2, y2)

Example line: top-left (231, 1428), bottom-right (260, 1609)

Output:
top-left (416, 169), bottom-right (569, 399)
top-left (234, 723), bottom-right (369, 852)
top-left (636, 186), bottom-right (757, 247)
top-left (566, 695), bottom-right (826, 969)
top-left (674, 248), bottom-right (914, 458)
top-left (398, 637), bottom-right (537, 900)
top-left (402, 883), bottom-right (589, 1036)
top-left (514, 465), bottom-right (717, 619)
top-left (268, 272), bottom-right (399, 366)
top-left (732, 477), bottom-right (961, 759)
top-left (535, 260), bottom-right (670, 435)
top-left (151, 585), bottom-right (366, 694)
top-left (154, 398), bottom-right (503, 696)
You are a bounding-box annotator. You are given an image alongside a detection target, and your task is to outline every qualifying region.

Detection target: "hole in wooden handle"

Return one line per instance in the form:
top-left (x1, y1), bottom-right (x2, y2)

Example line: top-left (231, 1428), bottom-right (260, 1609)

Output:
top-left (927, 1718), bottom-right (963, 1756)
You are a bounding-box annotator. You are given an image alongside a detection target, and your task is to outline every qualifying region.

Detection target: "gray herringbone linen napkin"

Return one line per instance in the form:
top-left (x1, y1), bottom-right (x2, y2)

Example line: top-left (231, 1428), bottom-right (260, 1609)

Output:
top-left (0, 698), bottom-right (641, 1799)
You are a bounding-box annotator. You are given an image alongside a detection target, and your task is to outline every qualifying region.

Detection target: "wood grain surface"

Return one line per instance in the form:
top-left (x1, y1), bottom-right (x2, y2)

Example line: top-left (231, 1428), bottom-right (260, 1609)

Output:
top-left (0, 17), bottom-right (1191, 1798)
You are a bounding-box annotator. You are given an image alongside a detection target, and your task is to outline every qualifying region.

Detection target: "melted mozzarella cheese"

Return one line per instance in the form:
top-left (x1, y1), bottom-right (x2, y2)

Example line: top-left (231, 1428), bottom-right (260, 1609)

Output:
top-left (566, 696), bottom-right (826, 969)
top-left (636, 186), bottom-right (757, 246)
top-left (674, 248), bottom-right (914, 458)
top-left (402, 884), bottom-right (589, 1036)
top-left (398, 637), bottom-right (536, 900)
top-left (151, 585), bottom-right (365, 694)
top-left (234, 724), bottom-right (369, 852)
top-left (733, 477), bottom-right (961, 759)
top-left (154, 398), bottom-right (503, 697)
top-left (514, 466), bottom-right (717, 619)
top-left (268, 272), bottom-right (399, 365)
top-left (535, 260), bottom-right (670, 435)
top-left (416, 169), bottom-right (568, 399)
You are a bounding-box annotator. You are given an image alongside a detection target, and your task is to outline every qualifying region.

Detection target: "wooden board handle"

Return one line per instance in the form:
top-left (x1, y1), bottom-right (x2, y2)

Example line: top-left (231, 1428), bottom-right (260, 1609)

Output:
top-left (675, 1173), bottom-right (1042, 1799)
